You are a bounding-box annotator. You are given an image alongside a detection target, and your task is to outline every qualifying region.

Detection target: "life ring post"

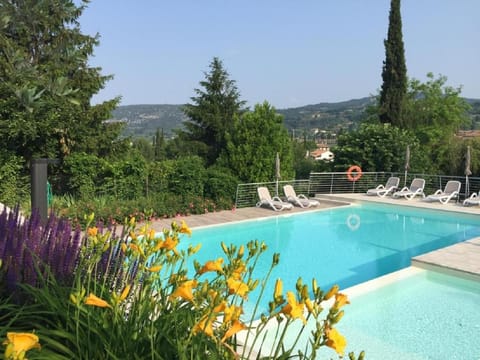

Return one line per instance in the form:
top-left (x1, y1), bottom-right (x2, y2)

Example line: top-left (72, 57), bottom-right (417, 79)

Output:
top-left (347, 165), bottom-right (363, 182)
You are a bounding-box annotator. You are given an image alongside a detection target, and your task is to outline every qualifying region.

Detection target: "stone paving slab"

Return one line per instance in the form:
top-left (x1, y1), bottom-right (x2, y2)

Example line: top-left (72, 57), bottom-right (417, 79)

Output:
top-left (412, 238), bottom-right (480, 281)
top-left (149, 198), bottom-right (347, 232)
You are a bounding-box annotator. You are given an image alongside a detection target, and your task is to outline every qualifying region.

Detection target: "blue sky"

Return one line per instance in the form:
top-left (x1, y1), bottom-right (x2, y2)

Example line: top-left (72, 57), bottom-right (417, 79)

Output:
top-left (79, 1), bottom-right (480, 109)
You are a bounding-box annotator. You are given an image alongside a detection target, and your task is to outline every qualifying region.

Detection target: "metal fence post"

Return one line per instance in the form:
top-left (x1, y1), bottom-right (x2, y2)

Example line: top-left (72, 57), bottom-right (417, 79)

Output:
top-left (31, 158), bottom-right (59, 223)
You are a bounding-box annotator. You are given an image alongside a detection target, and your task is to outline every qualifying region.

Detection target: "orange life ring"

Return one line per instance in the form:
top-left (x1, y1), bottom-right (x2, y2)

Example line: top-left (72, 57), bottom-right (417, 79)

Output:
top-left (347, 165), bottom-right (362, 182)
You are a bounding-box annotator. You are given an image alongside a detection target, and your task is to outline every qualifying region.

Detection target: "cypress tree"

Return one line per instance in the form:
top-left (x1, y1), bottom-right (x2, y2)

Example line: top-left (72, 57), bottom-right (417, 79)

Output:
top-left (379, 0), bottom-right (408, 127)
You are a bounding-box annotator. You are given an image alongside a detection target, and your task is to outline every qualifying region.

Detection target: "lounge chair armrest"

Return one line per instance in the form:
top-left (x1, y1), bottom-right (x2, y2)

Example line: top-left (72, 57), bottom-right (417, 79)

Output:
top-left (297, 194), bottom-right (309, 200)
top-left (433, 189), bottom-right (443, 195)
top-left (272, 196), bottom-right (283, 202)
top-left (376, 185), bottom-right (386, 189)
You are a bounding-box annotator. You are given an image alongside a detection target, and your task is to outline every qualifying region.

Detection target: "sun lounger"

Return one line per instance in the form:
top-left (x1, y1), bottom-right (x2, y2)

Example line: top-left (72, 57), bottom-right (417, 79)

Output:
top-left (366, 177), bottom-right (400, 197)
top-left (393, 178), bottom-right (425, 200)
top-left (256, 187), bottom-right (293, 211)
top-left (425, 180), bottom-right (461, 204)
top-left (283, 185), bottom-right (319, 208)
top-left (463, 192), bottom-right (480, 206)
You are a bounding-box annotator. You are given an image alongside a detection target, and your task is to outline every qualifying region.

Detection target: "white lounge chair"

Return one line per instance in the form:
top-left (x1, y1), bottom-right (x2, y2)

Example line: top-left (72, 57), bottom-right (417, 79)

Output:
top-left (425, 180), bottom-right (461, 204)
top-left (256, 187), bottom-right (293, 211)
top-left (393, 178), bottom-right (425, 200)
top-left (283, 185), bottom-right (319, 208)
top-left (366, 177), bottom-right (400, 197)
top-left (463, 192), bottom-right (480, 206)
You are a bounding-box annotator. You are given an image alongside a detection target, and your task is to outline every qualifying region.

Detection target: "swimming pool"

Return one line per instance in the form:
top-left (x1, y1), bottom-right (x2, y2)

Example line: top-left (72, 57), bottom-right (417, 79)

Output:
top-left (183, 203), bottom-right (480, 316)
top-left (337, 269), bottom-right (480, 359)
top-left (255, 268), bottom-right (480, 359)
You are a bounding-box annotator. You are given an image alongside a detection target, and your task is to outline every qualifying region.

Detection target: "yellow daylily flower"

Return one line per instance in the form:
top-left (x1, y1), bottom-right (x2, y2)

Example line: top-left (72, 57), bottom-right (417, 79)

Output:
top-left (170, 280), bottom-right (197, 302)
top-left (231, 264), bottom-right (246, 280)
top-left (193, 315), bottom-right (214, 337)
top-left (129, 243), bottom-right (145, 258)
top-left (198, 258), bottom-right (224, 275)
top-left (146, 265), bottom-right (162, 272)
top-left (213, 300), bottom-right (227, 313)
top-left (85, 293), bottom-right (111, 308)
top-left (325, 327), bottom-right (347, 356)
top-left (226, 277), bottom-right (249, 299)
top-left (324, 284), bottom-right (339, 300)
top-left (333, 293), bottom-right (350, 310)
top-left (120, 243), bottom-right (127, 253)
top-left (223, 304), bottom-right (243, 323)
top-left (221, 320), bottom-right (247, 342)
top-left (3, 332), bottom-right (41, 360)
top-left (119, 285), bottom-right (131, 302)
top-left (159, 236), bottom-right (179, 251)
top-left (281, 291), bottom-right (306, 324)
top-left (179, 220), bottom-right (192, 236)
top-left (87, 227), bottom-right (98, 237)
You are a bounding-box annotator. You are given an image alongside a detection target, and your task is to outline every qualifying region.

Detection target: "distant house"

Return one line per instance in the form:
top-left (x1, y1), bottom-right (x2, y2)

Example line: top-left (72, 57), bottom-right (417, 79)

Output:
top-left (308, 143), bottom-right (334, 162)
top-left (456, 130), bottom-right (480, 139)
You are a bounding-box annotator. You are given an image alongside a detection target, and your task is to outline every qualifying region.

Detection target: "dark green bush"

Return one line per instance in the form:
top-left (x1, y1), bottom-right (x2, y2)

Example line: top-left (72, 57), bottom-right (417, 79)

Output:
top-left (167, 156), bottom-right (206, 197)
top-left (204, 166), bottom-right (239, 202)
top-left (0, 152), bottom-right (29, 207)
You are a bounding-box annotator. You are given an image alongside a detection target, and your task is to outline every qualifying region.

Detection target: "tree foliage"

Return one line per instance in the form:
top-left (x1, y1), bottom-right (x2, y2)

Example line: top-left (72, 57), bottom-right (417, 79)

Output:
top-left (181, 57), bottom-right (246, 165)
top-left (403, 73), bottom-right (471, 174)
top-left (379, 0), bottom-right (407, 126)
top-left (0, 0), bottom-right (121, 163)
top-left (219, 102), bottom-right (294, 183)
top-left (404, 73), bottom-right (470, 139)
top-left (333, 123), bottom-right (425, 173)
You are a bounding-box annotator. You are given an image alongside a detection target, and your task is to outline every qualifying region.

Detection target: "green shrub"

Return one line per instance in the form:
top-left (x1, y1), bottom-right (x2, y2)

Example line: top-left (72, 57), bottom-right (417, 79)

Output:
top-left (61, 153), bottom-right (110, 197)
top-left (167, 156), bottom-right (206, 197)
top-left (204, 166), bottom-right (239, 202)
top-left (1, 215), bottom-right (364, 359)
top-left (0, 152), bottom-right (29, 207)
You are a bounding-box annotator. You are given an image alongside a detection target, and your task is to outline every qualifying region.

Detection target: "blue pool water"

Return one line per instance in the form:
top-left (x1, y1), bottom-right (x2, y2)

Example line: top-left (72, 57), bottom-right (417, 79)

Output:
top-left (264, 269), bottom-right (480, 359)
top-left (321, 270), bottom-right (480, 359)
top-left (181, 203), bottom-right (480, 316)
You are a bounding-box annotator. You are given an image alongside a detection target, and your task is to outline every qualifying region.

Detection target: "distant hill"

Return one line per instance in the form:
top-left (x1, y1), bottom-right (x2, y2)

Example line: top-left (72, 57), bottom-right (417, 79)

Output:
top-left (277, 97), bottom-right (376, 135)
top-left (111, 97), bottom-right (480, 139)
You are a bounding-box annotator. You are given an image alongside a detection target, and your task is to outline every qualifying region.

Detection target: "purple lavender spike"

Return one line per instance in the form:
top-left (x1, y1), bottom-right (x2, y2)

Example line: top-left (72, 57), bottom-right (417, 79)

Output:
top-left (64, 225), bottom-right (82, 276)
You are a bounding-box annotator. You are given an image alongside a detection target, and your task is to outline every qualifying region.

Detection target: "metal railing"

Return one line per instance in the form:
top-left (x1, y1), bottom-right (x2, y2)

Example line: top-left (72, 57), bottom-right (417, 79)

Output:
top-left (235, 172), bottom-right (480, 208)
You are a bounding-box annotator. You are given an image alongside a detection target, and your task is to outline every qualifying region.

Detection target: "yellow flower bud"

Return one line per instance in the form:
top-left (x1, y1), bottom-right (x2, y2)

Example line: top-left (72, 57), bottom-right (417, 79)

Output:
top-left (69, 293), bottom-right (78, 305)
top-left (274, 279), bottom-right (283, 299)
top-left (119, 285), bottom-right (131, 301)
top-left (237, 245), bottom-right (244, 258)
top-left (324, 285), bottom-right (339, 300)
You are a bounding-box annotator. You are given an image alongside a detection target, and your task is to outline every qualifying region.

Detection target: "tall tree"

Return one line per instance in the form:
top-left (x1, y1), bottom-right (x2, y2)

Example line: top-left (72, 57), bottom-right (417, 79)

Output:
top-left (219, 102), bottom-right (294, 183)
top-left (181, 57), bottom-right (246, 165)
top-left (153, 128), bottom-right (166, 160)
top-left (379, 0), bottom-right (407, 126)
top-left (0, 0), bottom-right (122, 163)
top-left (403, 73), bottom-right (470, 174)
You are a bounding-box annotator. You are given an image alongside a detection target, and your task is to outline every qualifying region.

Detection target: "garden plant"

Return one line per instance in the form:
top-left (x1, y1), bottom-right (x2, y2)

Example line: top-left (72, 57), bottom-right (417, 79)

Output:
top-left (0, 207), bottom-right (364, 359)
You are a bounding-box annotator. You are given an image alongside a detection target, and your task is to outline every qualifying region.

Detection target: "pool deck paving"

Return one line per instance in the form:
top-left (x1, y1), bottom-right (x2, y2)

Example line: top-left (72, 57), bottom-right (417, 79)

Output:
top-left (149, 193), bottom-right (480, 281)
